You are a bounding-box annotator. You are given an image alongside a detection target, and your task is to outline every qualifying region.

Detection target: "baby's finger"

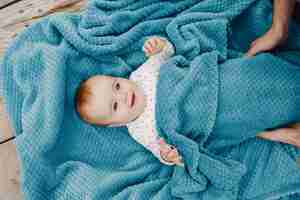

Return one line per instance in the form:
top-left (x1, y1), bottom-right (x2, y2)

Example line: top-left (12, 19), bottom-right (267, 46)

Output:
top-left (142, 45), bottom-right (148, 52)
top-left (148, 40), bottom-right (156, 49)
top-left (146, 43), bottom-right (156, 54)
top-left (160, 149), bottom-right (171, 161)
top-left (145, 43), bottom-right (153, 52)
top-left (143, 45), bottom-right (152, 55)
top-left (142, 47), bottom-right (149, 56)
top-left (159, 145), bottom-right (169, 155)
top-left (153, 38), bottom-right (159, 46)
top-left (166, 149), bottom-right (179, 161)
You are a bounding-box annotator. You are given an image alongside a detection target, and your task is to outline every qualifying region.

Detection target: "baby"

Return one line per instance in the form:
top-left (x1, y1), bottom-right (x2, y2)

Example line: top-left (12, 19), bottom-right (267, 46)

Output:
top-left (75, 36), bottom-right (184, 166)
top-left (75, 36), bottom-right (300, 167)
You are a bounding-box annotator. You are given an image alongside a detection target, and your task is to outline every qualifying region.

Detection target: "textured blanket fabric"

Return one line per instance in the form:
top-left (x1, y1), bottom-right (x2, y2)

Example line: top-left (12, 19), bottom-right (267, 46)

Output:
top-left (1, 0), bottom-right (300, 199)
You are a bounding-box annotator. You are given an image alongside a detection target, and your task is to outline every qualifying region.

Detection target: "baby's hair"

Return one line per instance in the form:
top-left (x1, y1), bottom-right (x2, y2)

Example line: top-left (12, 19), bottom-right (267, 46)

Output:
top-left (75, 79), bottom-right (93, 123)
top-left (74, 77), bottom-right (108, 127)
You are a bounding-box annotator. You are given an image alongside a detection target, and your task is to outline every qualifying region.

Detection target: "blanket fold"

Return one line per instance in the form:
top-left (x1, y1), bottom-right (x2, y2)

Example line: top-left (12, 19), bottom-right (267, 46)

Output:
top-left (1, 0), bottom-right (300, 199)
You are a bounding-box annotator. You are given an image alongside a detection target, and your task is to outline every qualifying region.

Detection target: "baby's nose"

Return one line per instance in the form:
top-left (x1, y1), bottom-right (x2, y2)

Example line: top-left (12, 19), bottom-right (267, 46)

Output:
top-left (126, 91), bottom-right (134, 107)
top-left (116, 92), bottom-right (129, 105)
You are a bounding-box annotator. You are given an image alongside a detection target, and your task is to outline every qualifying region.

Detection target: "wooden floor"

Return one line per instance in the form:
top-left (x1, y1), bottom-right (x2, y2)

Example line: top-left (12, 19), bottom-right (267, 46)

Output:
top-left (0, 1), bottom-right (300, 200)
top-left (0, 0), bottom-right (86, 199)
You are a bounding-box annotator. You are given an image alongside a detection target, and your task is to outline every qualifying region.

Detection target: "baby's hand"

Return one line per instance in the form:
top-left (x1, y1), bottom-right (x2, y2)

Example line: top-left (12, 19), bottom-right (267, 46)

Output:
top-left (158, 138), bottom-right (183, 165)
top-left (143, 37), bottom-right (166, 57)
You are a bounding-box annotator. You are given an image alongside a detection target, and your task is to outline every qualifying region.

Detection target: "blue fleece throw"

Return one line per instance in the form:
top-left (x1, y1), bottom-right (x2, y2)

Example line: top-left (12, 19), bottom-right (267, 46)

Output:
top-left (1, 0), bottom-right (300, 199)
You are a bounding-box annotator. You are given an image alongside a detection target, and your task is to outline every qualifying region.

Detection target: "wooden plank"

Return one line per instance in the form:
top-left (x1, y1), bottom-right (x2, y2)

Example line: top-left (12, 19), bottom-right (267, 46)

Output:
top-left (0, 0), bottom-right (54, 28)
top-left (0, 0), bottom-right (16, 8)
top-left (0, 0), bottom-right (21, 9)
top-left (0, 28), bottom-right (16, 57)
top-left (0, 1), bottom-right (87, 199)
top-left (0, 97), bottom-right (21, 200)
top-left (0, 0), bottom-right (86, 55)
top-left (0, 141), bottom-right (22, 200)
top-left (0, 98), bottom-right (13, 141)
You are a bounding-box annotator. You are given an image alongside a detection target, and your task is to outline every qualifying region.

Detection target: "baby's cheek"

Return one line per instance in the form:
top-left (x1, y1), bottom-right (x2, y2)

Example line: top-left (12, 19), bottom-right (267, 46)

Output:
top-left (120, 105), bottom-right (133, 122)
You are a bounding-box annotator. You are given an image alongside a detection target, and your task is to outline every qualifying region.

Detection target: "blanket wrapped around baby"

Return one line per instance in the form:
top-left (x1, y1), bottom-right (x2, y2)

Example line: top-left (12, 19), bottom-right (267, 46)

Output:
top-left (1, 0), bottom-right (300, 199)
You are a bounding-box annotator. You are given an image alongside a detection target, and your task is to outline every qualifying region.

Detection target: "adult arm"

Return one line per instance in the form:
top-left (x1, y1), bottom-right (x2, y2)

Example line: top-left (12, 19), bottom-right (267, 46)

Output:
top-left (246, 0), bottom-right (296, 57)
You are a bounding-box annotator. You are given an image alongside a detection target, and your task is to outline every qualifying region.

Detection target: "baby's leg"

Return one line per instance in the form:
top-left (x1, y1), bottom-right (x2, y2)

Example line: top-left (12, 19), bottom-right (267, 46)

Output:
top-left (257, 123), bottom-right (300, 148)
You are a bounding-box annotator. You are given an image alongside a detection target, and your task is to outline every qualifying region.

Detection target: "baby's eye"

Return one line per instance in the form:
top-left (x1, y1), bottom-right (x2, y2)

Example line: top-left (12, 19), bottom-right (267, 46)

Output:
top-left (113, 102), bottom-right (118, 111)
top-left (115, 82), bottom-right (120, 90)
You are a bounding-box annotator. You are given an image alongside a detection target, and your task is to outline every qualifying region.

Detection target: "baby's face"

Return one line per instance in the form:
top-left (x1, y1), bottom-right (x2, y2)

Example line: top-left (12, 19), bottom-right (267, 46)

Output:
top-left (85, 75), bottom-right (146, 125)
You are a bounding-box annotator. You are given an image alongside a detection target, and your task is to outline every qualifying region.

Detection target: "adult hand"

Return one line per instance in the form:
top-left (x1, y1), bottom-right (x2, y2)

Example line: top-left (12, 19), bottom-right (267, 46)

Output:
top-left (245, 25), bottom-right (288, 57)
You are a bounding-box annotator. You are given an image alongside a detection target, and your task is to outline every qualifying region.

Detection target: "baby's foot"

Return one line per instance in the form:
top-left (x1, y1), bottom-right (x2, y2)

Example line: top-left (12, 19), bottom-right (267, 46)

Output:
top-left (143, 37), bottom-right (166, 57)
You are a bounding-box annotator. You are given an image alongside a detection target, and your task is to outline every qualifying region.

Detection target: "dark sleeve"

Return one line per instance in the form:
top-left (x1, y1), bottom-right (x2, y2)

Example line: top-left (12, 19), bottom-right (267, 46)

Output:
top-left (293, 2), bottom-right (300, 23)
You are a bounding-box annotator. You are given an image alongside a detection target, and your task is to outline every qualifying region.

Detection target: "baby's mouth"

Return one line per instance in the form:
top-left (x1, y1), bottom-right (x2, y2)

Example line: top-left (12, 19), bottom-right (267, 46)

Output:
top-left (131, 93), bottom-right (135, 108)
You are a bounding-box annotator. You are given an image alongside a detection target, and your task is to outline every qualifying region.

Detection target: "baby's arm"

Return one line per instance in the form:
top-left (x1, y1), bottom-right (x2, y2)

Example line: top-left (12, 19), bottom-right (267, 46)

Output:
top-left (130, 126), bottom-right (183, 166)
top-left (134, 36), bottom-right (175, 74)
top-left (147, 138), bottom-right (184, 166)
top-left (146, 139), bottom-right (177, 166)
top-left (143, 36), bottom-right (175, 60)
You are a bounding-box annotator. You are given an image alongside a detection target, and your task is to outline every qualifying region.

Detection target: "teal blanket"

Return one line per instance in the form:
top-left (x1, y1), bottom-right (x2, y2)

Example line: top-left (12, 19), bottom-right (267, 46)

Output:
top-left (1, 0), bottom-right (300, 199)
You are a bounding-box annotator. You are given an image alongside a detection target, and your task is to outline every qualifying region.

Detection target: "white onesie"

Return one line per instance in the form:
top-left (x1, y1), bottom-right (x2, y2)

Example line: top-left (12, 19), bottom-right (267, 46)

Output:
top-left (126, 37), bottom-right (177, 166)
